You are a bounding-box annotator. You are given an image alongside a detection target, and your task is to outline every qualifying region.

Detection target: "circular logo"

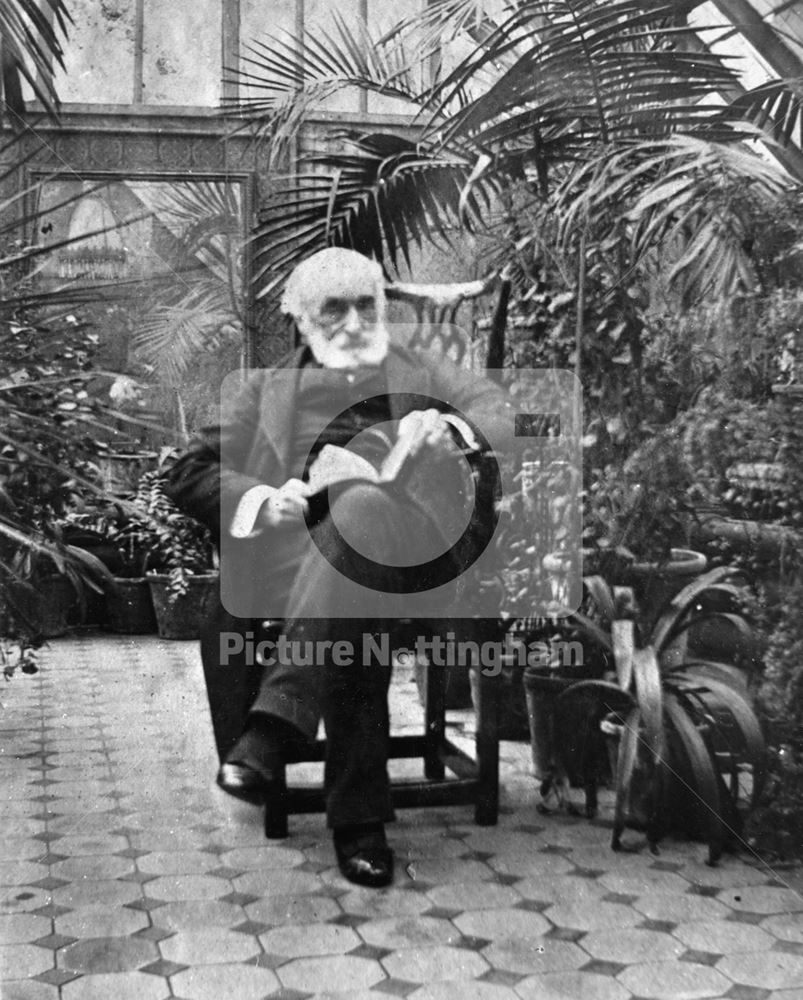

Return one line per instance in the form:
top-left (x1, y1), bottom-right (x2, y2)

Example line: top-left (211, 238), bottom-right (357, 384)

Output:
top-left (304, 394), bottom-right (501, 593)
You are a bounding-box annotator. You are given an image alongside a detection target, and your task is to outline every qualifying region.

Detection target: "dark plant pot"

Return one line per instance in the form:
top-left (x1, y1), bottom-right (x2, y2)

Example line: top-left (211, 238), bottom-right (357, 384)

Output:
top-left (623, 548), bottom-right (707, 629)
top-left (106, 577), bottom-right (157, 634)
top-left (522, 665), bottom-right (560, 780)
top-left (37, 576), bottom-right (78, 638)
top-left (147, 573), bottom-right (219, 640)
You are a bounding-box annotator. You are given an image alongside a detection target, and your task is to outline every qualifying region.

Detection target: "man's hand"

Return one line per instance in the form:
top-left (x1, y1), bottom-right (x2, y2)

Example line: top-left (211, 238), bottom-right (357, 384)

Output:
top-left (258, 478), bottom-right (311, 529)
top-left (397, 409), bottom-right (452, 456)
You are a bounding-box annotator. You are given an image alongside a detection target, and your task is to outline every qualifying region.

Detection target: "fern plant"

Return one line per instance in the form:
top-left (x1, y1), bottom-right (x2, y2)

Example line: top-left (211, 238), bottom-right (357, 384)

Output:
top-left (130, 471), bottom-right (217, 602)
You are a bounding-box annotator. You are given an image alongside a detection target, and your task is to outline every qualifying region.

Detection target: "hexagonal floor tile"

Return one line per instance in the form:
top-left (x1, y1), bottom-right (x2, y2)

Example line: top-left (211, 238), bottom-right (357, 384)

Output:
top-left (515, 970), bottom-right (630, 1000)
top-left (633, 892), bottom-right (730, 924)
top-left (143, 874), bottom-right (232, 901)
top-left (55, 906), bottom-right (149, 939)
top-left (246, 892), bottom-right (342, 927)
top-left (359, 916), bottom-right (459, 951)
top-left (259, 921), bottom-right (361, 958)
top-left (719, 886), bottom-right (803, 915)
top-left (382, 945), bottom-right (489, 984)
top-left (543, 900), bottom-right (642, 933)
top-left (60, 970), bottom-right (169, 1000)
top-left (617, 959), bottom-right (732, 1000)
top-left (0, 912), bottom-right (52, 943)
top-left (408, 981), bottom-right (520, 1000)
top-left (763, 913), bottom-right (803, 945)
top-left (717, 950), bottom-right (803, 991)
top-left (0, 978), bottom-right (60, 1000)
top-left (58, 935), bottom-right (158, 974)
top-left (672, 919), bottom-right (774, 954)
top-left (233, 868), bottom-right (324, 896)
top-left (453, 908), bottom-right (550, 942)
top-left (579, 927), bottom-right (684, 964)
top-left (278, 954), bottom-right (387, 993)
top-left (482, 937), bottom-right (586, 976)
top-left (403, 859), bottom-right (494, 885)
top-left (219, 845), bottom-right (305, 870)
top-left (338, 887), bottom-right (430, 920)
top-left (0, 943), bottom-right (55, 979)
top-left (487, 853), bottom-right (575, 880)
top-left (52, 879), bottom-right (142, 909)
top-left (426, 882), bottom-right (521, 912)
top-left (159, 927), bottom-right (261, 965)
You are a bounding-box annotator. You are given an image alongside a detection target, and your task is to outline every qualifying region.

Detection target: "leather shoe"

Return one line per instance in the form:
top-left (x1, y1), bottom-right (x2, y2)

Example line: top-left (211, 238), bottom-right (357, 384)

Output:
top-left (334, 827), bottom-right (394, 888)
top-left (216, 761), bottom-right (275, 803)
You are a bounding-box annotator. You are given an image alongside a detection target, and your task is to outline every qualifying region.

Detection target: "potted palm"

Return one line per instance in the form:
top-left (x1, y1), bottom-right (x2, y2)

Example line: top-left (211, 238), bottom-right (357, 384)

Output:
top-left (582, 429), bottom-right (706, 628)
top-left (61, 506), bottom-right (158, 633)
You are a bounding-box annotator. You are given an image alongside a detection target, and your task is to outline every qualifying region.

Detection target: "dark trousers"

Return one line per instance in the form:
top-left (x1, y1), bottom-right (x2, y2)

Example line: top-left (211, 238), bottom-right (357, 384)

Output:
top-left (249, 482), bottom-right (444, 829)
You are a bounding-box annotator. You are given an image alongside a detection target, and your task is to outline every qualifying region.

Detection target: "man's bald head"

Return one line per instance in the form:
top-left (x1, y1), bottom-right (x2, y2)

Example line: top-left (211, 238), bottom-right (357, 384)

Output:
top-left (281, 248), bottom-right (386, 320)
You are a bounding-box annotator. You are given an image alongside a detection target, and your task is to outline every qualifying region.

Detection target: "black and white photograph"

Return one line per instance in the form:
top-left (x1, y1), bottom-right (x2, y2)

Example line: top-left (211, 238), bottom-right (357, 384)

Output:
top-left (1, 2), bottom-right (802, 999)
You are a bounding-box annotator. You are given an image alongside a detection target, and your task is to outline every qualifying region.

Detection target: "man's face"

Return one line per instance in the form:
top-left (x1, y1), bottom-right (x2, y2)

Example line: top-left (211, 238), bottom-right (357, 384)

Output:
top-left (296, 275), bottom-right (389, 369)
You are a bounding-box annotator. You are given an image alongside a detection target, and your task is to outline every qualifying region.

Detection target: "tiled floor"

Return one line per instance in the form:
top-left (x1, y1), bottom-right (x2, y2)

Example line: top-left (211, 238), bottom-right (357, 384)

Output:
top-left (1, 635), bottom-right (802, 1000)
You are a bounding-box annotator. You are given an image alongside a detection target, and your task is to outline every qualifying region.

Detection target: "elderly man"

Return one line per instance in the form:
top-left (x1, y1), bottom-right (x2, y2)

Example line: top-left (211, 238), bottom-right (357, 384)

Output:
top-left (167, 248), bottom-right (511, 887)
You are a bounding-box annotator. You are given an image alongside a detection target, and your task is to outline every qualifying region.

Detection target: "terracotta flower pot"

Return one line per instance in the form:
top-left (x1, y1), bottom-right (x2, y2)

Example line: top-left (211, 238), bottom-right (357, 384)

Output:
top-left (147, 573), bottom-right (219, 640)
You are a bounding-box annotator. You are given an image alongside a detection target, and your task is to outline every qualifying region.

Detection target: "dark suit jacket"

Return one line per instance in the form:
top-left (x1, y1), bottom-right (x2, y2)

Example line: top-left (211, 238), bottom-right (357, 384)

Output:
top-left (166, 343), bottom-right (513, 620)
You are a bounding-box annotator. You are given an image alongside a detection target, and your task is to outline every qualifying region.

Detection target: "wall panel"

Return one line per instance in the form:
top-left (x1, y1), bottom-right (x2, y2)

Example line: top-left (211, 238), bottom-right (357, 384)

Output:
top-left (141, 0), bottom-right (221, 105)
top-left (54, 0), bottom-right (136, 105)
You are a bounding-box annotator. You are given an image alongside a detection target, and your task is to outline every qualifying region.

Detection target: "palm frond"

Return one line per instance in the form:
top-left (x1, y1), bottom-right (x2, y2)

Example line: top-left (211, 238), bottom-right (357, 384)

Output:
top-left (726, 77), bottom-right (803, 149)
top-left (424, 1), bottom-right (739, 151)
top-left (670, 668), bottom-right (767, 806)
top-left (226, 13), bottom-right (429, 167)
top-left (664, 689), bottom-right (729, 866)
top-left (649, 566), bottom-right (744, 656)
top-left (0, 0), bottom-right (71, 120)
top-left (611, 705), bottom-right (645, 851)
top-left (251, 131), bottom-right (497, 296)
top-left (133, 293), bottom-right (237, 384)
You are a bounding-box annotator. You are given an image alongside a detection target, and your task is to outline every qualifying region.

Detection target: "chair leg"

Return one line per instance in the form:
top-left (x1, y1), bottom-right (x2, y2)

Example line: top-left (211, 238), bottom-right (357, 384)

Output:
top-left (263, 767), bottom-right (289, 839)
top-left (474, 666), bottom-right (500, 825)
top-left (424, 657), bottom-right (446, 780)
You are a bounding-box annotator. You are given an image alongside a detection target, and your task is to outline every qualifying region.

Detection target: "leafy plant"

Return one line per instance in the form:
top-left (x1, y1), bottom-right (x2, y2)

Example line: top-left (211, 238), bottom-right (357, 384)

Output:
top-left (758, 571), bottom-right (803, 736)
top-left (558, 567), bottom-right (766, 865)
top-left (0, 180), bottom-right (163, 642)
top-left (131, 470), bottom-right (216, 602)
top-left (59, 504), bottom-right (152, 578)
top-left (584, 428), bottom-right (694, 569)
top-left (0, 633), bottom-right (39, 679)
top-left (130, 181), bottom-right (245, 388)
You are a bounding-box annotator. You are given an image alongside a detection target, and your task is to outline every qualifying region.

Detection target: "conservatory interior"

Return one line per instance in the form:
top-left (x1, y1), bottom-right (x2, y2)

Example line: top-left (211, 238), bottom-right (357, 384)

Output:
top-left (1, 2), bottom-right (803, 999)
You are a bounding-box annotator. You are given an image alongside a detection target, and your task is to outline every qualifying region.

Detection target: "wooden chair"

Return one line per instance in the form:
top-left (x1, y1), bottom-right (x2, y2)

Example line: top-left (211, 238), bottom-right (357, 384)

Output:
top-left (255, 618), bottom-right (504, 839)
top-left (207, 275), bottom-right (512, 839)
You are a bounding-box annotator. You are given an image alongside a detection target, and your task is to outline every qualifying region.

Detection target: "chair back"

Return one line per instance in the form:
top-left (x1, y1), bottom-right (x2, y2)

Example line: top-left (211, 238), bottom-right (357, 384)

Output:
top-left (386, 276), bottom-right (510, 370)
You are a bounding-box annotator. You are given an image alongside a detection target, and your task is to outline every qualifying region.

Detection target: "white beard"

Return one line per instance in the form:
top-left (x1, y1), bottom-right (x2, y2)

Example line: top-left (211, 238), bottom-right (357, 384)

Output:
top-left (305, 323), bottom-right (390, 370)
